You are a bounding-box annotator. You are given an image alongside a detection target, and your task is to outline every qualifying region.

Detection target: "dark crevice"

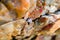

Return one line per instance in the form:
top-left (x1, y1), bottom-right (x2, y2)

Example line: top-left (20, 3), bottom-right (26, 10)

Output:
top-left (31, 35), bottom-right (37, 40)
top-left (51, 35), bottom-right (56, 40)
top-left (22, 17), bottom-right (24, 19)
top-left (24, 36), bottom-right (30, 39)
top-left (54, 9), bottom-right (60, 14)
top-left (12, 36), bottom-right (17, 40)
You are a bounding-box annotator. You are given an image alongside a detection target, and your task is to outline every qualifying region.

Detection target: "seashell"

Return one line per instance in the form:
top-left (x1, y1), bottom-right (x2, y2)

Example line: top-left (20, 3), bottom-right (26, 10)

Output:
top-left (0, 19), bottom-right (26, 40)
top-left (0, 2), bottom-right (12, 22)
top-left (47, 20), bottom-right (60, 35)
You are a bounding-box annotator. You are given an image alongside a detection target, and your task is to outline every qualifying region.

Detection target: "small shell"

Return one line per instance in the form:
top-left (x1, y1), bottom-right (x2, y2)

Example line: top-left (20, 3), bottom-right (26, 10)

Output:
top-left (47, 20), bottom-right (60, 35)
top-left (23, 22), bottom-right (34, 37)
top-left (0, 2), bottom-right (12, 21)
top-left (0, 19), bottom-right (26, 40)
